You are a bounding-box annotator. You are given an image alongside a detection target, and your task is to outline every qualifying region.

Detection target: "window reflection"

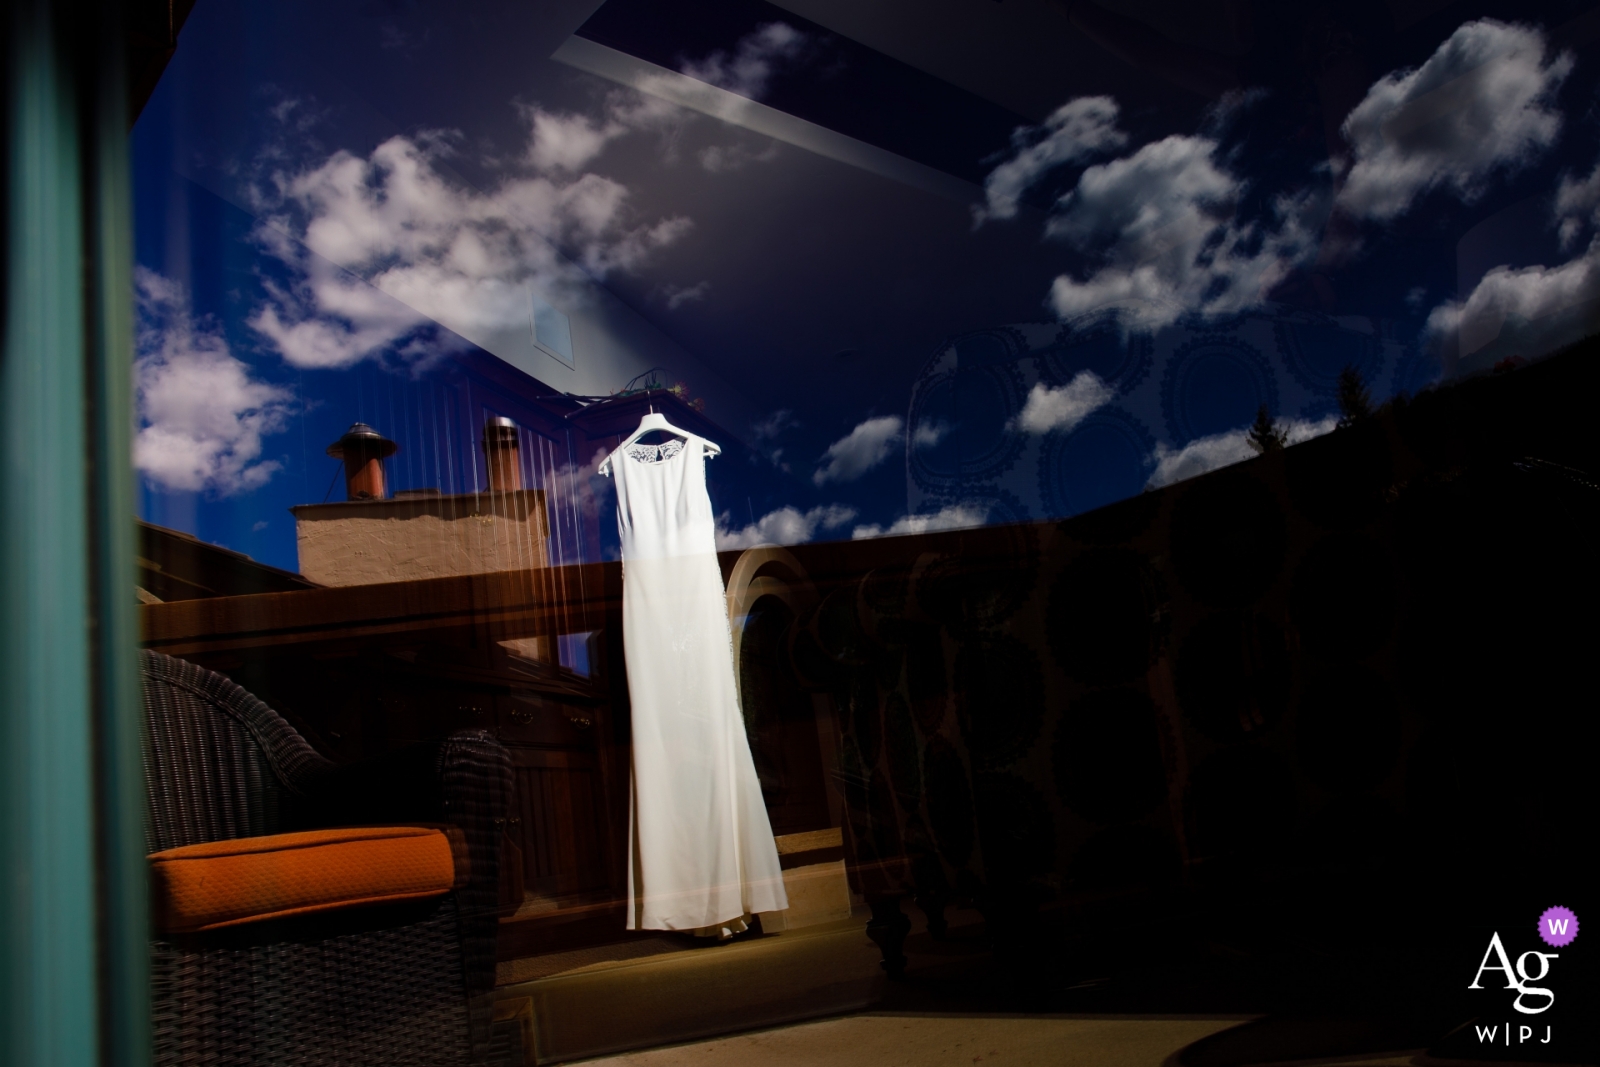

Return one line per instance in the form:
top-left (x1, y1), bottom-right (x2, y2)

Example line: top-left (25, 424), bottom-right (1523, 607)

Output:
top-left (129, 1), bottom-right (1595, 1063)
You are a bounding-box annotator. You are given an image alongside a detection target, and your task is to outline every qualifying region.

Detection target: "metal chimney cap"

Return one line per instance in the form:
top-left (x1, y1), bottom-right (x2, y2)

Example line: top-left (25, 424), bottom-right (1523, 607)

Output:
top-left (482, 415), bottom-right (520, 447)
top-left (326, 422), bottom-right (397, 459)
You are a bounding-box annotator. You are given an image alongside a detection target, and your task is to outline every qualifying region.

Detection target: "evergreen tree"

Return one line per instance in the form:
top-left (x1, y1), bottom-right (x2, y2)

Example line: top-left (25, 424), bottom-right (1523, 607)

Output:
top-left (1337, 364), bottom-right (1373, 427)
top-left (1247, 404), bottom-right (1287, 454)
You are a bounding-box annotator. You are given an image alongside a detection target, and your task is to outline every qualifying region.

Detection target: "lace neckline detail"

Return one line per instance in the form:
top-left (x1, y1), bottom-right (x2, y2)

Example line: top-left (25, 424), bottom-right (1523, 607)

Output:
top-left (624, 438), bottom-right (687, 464)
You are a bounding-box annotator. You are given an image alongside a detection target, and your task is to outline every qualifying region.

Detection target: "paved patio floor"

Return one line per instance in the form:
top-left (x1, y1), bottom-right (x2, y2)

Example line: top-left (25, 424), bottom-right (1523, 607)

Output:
top-left (576, 1012), bottom-right (1258, 1067)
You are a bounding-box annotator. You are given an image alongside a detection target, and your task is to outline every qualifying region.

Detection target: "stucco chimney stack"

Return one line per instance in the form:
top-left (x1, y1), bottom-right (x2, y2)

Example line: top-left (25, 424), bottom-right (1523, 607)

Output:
top-left (483, 416), bottom-right (523, 492)
top-left (326, 423), bottom-right (397, 501)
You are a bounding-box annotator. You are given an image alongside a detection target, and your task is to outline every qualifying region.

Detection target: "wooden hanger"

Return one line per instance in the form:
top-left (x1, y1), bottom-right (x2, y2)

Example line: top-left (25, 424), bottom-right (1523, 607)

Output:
top-left (598, 408), bottom-right (721, 476)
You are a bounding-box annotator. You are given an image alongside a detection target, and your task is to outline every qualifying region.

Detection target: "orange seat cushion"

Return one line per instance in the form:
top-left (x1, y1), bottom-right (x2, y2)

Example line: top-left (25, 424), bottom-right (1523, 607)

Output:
top-left (150, 826), bottom-right (458, 933)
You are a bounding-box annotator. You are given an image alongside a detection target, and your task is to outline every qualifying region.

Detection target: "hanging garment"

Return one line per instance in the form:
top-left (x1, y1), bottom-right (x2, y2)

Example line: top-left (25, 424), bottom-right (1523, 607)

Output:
top-left (609, 434), bottom-right (788, 933)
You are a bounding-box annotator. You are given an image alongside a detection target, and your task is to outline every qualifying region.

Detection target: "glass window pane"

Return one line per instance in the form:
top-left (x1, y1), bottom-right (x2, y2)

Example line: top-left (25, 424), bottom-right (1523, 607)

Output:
top-left (121, 2), bottom-right (1595, 1063)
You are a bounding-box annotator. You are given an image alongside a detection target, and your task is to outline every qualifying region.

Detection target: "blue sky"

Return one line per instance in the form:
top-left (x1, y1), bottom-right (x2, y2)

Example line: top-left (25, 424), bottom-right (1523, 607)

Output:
top-left (132, 0), bottom-right (1600, 573)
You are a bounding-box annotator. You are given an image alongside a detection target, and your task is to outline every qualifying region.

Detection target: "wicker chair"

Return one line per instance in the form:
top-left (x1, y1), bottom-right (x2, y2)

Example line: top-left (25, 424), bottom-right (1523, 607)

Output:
top-left (141, 650), bottom-right (512, 1066)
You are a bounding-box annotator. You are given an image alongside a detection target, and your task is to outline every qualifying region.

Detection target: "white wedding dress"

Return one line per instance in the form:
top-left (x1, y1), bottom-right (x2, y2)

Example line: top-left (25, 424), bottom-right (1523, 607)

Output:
top-left (610, 435), bottom-right (787, 933)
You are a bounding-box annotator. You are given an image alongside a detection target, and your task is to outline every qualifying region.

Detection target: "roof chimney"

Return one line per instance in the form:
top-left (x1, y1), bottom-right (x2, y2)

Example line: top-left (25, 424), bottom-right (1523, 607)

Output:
top-left (326, 423), bottom-right (397, 501)
top-left (483, 416), bottom-right (523, 491)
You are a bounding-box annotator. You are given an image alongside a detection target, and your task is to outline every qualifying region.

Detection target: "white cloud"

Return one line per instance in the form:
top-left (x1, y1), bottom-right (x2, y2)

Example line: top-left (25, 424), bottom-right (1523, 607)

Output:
top-left (752, 409), bottom-right (798, 441)
top-left (852, 503), bottom-right (989, 540)
top-left (1424, 150), bottom-right (1600, 366)
top-left (532, 446), bottom-right (617, 562)
top-left (716, 503), bottom-right (856, 550)
top-left (240, 25), bottom-right (812, 375)
top-left (1425, 241), bottom-right (1600, 363)
top-left (517, 84), bottom-right (679, 175)
top-left (910, 420), bottom-right (948, 449)
top-left (246, 93), bottom-right (693, 371)
top-left (974, 96), bottom-right (1127, 226)
top-left (249, 258), bottom-right (432, 371)
top-left (1144, 431), bottom-right (1255, 491)
top-left (750, 409), bottom-right (798, 470)
top-left (813, 415), bottom-right (905, 485)
top-left (1011, 371), bottom-right (1114, 434)
top-left (1283, 417), bottom-right (1342, 447)
top-left (1338, 20), bottom-right (1570, 223)
top-left (661, 280), bottom-right (710, 309)
top-left (524, 109), bottom-right (626, 173)
top-left (1200, 88), bottom-right (1268, 138)
top-left (680, 22), bottom-right (808, 100)
top-left (1555, 160), bottom-right (1600, 251)
top-left (995, 21), bottom-right (1570, 333)
top-left (134, 269), bottom-right (295, 496)
top-left (1145, 416), bottom-right (1337, 490)
top-left (1043, 134), bottom-right (1318, 329)
top-left (698, 140), bottom-right (779, 173)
